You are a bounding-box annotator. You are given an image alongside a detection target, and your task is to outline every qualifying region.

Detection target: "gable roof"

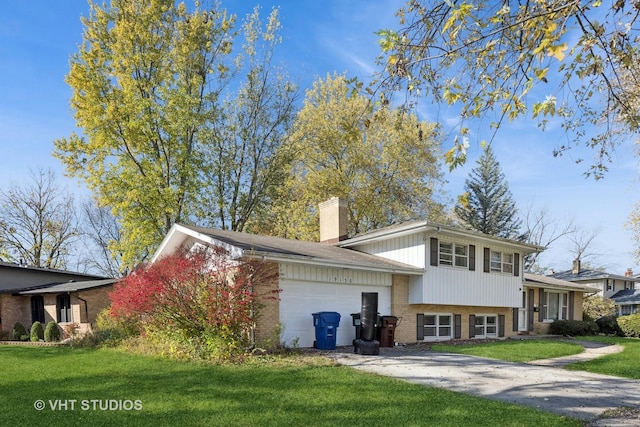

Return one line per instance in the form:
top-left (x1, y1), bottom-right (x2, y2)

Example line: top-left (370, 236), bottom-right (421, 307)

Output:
top-left (549, 269), bottom-right (639, 283)
top-left (523, 273), bottom-right (597, 293)
top-left (338, 221), bottom-right (544, 254)
top-left (153, 224), bottom-right (423, 275)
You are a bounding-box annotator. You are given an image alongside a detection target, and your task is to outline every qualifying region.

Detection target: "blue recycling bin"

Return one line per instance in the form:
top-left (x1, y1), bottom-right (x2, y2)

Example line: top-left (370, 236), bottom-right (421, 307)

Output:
top-left (312, 311), bottom-right (341, 350)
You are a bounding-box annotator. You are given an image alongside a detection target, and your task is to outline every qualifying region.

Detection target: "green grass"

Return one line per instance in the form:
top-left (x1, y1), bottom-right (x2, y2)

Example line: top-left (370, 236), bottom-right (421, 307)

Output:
top-left (0, 346), bottom-right (580, 426)
top-left (431, 339), bottom-right (584, 362)
top-left (565, 336), bottom-right (640, 378)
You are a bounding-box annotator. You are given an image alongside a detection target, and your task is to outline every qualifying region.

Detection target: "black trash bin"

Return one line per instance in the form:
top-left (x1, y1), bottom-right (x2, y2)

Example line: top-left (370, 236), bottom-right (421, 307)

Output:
top-left (379, 316), bottom-right (398, 347)
top-left (312, 312), bottom-right (341, 350)
top-left (350, 313), bottom-right (361, 344)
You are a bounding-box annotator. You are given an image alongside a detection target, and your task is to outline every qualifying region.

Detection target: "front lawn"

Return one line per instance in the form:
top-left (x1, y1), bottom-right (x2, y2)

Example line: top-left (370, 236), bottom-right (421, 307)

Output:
top-left (0, 346), bottom-right (580, 426)
top-left (431, 339), bottom-right (584, 362)
top-left (566, 336), bottom-right (640, 379)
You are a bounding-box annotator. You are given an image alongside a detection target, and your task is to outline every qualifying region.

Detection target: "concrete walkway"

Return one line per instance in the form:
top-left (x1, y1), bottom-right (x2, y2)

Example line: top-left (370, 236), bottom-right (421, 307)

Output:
top-left (332, 342), bottom-right (640, 424)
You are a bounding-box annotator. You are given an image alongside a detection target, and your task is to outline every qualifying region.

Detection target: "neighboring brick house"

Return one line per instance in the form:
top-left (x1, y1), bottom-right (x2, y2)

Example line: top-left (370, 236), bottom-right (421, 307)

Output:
top-left (153, 197), bottom-right (592, 347)
top-left (0, 262), bottom-right (115, 337)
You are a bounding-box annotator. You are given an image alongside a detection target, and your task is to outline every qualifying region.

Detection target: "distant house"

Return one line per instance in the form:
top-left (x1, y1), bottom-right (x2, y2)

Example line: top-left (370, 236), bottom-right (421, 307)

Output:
top-left (0, 261), bottom-right (115, 337)
top-left (549, 260), bottom-right (638, 299)
top-left (549, 260), bottom-right (639, 316)
top-left (153, 197), bottom-right (592, 347)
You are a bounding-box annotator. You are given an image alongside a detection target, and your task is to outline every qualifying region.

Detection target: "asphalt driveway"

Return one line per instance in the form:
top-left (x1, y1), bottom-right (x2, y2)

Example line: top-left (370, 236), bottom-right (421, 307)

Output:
top-left (332, 344), bottom-right (640, 424)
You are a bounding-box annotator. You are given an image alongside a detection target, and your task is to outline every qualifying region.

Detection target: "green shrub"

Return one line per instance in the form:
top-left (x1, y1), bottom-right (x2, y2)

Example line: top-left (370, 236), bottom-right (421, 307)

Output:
top-left (617, 314), bottom-right (640, 338)
top-left (44, 321), bottom-right (61, 342)
top-left (12, 322), bottom-right (28, 341)
top-left (595, 315), bottom-right (624, 336)
top-left (30, 321), bottom-right (44, 342)
top-left (549, 319), bottom-right (598, 336)
top-left (583, 296), bottom-right (616, 320)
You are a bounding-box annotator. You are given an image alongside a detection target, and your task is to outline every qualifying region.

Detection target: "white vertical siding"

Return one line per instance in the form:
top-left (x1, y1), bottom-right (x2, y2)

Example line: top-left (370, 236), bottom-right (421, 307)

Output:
top-left (351, 233), bottom-right (425, 268)
top-left (410, 267), bottom-right (521, 307)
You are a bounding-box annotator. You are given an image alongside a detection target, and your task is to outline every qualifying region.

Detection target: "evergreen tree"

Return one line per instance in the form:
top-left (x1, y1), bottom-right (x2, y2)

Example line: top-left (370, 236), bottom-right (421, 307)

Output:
top-left (455, 145), bottom-right (522, 239)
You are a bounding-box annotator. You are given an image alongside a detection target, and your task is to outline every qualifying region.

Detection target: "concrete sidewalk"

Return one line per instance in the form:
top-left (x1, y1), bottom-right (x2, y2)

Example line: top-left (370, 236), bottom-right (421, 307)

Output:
top-left (332, 344), bottom-right (640, 424)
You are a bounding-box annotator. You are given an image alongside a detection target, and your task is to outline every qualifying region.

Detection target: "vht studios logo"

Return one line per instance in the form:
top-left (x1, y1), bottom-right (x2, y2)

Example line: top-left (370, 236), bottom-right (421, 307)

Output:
top-left (34, 399), bottom-right (142, 411)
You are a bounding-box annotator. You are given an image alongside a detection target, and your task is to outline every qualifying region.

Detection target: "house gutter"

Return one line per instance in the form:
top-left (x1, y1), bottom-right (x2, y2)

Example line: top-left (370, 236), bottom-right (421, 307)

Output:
top-left (241, 250), bottom-right (424, 276)
top-left (75, 293), bottom-right (89, 323)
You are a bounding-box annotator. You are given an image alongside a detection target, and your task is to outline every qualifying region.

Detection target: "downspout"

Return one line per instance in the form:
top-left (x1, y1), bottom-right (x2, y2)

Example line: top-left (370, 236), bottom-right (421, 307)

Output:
top-left (75, 293), bottom-right (89, 325)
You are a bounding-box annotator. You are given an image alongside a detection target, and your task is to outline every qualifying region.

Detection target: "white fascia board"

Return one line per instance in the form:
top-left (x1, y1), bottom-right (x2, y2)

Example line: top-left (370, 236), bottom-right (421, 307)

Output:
top-left (151, 224), bottom-right (244, 263)
top-left (338, 222), bottom-right (431, 247)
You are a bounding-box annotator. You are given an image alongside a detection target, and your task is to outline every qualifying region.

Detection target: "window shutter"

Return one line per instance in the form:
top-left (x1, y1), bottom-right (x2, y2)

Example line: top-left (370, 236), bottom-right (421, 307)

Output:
top-left (417, 313), bottom-right (425, 340)
top-left (513, 253), bottom-right (520, 277)
top-left (483, 248), bottom-right (490, 273)
top-left (528, 289), bottom-right (534, 331)
top-left (469, 315), bottom-right (476, 338)
top-left (454, 314), bottom-right (461, 339)
top-left (538, 288), bottom-right (545, 322)
top-left (569, 291), bottom-right (575, 320)
top-left (430, 238), bottom-right (438, 267)
top-left (512, 307), bottom-right (519, 332)
top-left (469, 245), bottom-right (476, 271)
top-left (498, 315), bottom-right (505, 337)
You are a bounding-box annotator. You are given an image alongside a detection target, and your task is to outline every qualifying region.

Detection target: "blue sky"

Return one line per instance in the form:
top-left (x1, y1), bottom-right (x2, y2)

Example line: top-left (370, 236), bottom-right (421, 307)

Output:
top-left (0, 1), bottom-right (638, 274)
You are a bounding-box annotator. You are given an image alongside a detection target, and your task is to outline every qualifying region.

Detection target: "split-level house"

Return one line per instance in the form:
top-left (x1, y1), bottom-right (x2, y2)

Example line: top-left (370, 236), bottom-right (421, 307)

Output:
top-left (153, 197), bottom-right (592, 347)
top-left (0, 262), bottom-right (116, 337)
top-left (550, 261), bottom-right (639, 316)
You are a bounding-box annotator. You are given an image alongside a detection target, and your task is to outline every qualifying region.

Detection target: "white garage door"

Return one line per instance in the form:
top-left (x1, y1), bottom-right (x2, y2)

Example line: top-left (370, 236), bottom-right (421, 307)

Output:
top-left (279, 278), bottom-right (391, 348)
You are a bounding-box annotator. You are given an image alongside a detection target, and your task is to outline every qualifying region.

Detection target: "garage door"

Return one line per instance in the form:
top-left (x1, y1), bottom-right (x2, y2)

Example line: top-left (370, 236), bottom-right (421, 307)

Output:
top-left (279, 278), bottom-right (391, 348)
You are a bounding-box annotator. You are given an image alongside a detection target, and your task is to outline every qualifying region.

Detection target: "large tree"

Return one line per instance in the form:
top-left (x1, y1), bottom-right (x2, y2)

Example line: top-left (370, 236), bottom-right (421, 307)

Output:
top-left (54, 1), bottom-right (296, 268)
top-left (0, 169), bottom-right (79, 269)
top-left (376, 1), bottom-right (640, 177)
top-left (77, 200), bottom-right (123, 278)
top-left (256, 73), bottom-right (447, 240)
top-left (455, 145), bottom-right (522, 239)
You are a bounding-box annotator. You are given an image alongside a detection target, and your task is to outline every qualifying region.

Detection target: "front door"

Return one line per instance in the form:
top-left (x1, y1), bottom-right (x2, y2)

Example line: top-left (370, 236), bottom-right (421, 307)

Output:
top-left (518, 289), bottom-right (527, 332)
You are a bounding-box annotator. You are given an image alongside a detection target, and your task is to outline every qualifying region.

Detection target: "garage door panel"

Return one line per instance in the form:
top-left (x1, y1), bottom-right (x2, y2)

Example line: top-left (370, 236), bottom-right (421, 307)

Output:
top-left (280, 279), bottom-right (391, 348)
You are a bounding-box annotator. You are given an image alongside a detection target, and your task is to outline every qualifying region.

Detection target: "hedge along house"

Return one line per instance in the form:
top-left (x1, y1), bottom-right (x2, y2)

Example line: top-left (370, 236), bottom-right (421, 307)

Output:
top-left (154, 198), bottom-right (595, 347)
top-left (0, 261), bottom-right (115, 337)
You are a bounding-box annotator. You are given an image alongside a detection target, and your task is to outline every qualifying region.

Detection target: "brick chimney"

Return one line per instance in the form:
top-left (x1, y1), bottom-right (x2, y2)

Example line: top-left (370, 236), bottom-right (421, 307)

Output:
top-left (572, 259), bottom-right (581, 275)
top-left (625, 268), bottom-right (634, 277)
top-left (319, 197), bottom-right (348, 244)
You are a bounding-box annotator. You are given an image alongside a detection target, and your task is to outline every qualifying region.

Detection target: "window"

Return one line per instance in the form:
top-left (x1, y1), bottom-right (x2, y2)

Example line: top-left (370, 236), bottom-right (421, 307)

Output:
top-left (606, 279), bottom-right (614, 292)
top-left (474, 315), bottom-right (497, 338)
top-left (56, 294), bottom-right (72, 323)
top-left (543, 291), bottom-right (568, 321)
top-left (31, 295), bottom-right (45, 324)
top-left (423, 314), bottom-right (452, 341)
top-left (490, 251), bottom-right (513, 273)
top-left (439, 242), bottom-right (468, 268)
top-left (625, 281), bottom-right (634, 290)
top-left (621, 305), bottom-right (635, 316)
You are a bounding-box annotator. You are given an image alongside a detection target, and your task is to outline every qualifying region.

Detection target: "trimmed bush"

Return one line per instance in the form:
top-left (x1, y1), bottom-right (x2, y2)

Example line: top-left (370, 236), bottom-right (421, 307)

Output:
top-left (617, 314), bottom-right (640, 338)
top-left (595, 315), bottom-right (624, 336)
top-left (549, 319), bottom-right (598, 337)
top-left (44, 321), bottom-right (61, 342)
top-left (12, 322), bottom-right (28, 341)
top-left (30, 321), bottom-right (44, 342)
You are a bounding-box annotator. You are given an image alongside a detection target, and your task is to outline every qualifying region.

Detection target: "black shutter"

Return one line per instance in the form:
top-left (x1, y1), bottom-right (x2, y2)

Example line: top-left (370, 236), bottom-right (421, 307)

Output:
top-left (430, 238), bottom-right (438, 267)
top-left (469, 315), bottom-right (476, 338)
top-left (538, 288), bottom-right (545, 322)
top-left (528, 288), bottom-right (534, 331)
top-left (498, 315), bottom-right (505, 337)
top-left (513, 253), bottom-right (520, 277)
top-left (483, 248), bottom-right (490, 273)
top-left (417, 313), bottom-right (425, 340)
top-left (454, 314), bottom-right (461, 339)
top-left (569, 291), bottom-right (575, 320)
top-left (512, 307), bottom-right (519, 332)
top-left (469, 245), bottom-right (476, 271)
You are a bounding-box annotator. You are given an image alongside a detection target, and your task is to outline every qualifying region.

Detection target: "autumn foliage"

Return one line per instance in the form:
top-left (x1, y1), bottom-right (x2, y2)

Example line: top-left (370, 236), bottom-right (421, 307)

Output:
top-left (109, 246), bottom-right (279, 360)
